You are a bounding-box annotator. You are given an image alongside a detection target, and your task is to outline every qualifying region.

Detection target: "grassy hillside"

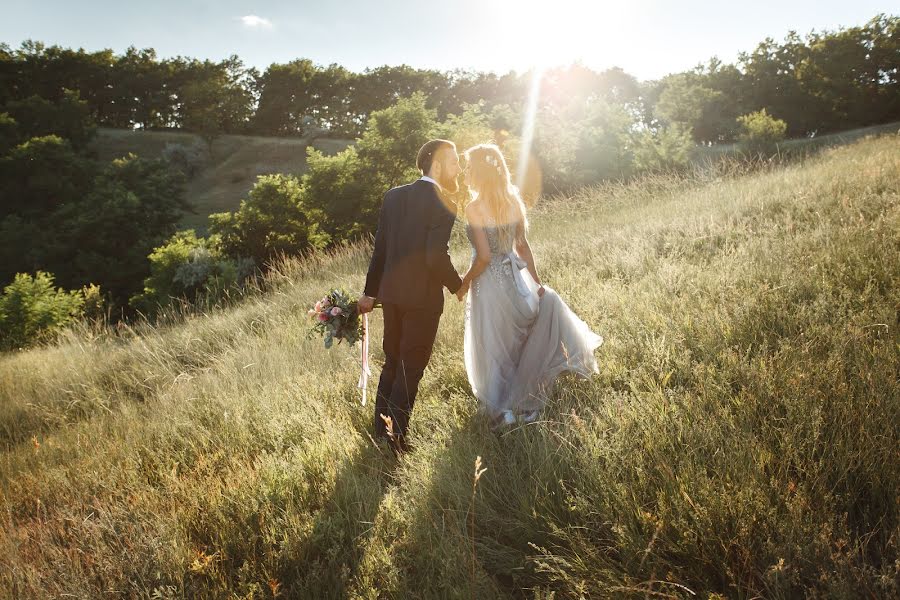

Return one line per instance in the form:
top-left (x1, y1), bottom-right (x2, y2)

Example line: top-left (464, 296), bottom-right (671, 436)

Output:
top-left (90, 128), bottom-right (352, 233)
top-left (694, 121), bottom-right (900, 163)
top-left (2, 134), bottom-right (898, 598)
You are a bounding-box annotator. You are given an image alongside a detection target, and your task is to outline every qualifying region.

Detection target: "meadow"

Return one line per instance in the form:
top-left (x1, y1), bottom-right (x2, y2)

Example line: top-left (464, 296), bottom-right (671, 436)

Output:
top-left (1, 134), bottom-right (898, 598)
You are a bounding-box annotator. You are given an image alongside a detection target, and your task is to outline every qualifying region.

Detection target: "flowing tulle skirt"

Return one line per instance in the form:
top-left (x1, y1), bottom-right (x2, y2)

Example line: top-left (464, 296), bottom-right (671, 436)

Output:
top-left (464, 260), bottom-right (603, 421)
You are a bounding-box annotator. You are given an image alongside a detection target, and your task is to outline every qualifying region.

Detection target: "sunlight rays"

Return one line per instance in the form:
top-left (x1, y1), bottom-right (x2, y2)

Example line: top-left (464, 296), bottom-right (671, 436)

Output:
top-left (515, 66), bottom-right (543, 194)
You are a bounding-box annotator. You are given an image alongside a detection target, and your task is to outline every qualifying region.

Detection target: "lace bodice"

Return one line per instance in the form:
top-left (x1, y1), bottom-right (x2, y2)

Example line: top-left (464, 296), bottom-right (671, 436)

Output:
top-left (465, 217), bottom-right (531, 298)
top-left (464, 216), bottom-right (516, 257)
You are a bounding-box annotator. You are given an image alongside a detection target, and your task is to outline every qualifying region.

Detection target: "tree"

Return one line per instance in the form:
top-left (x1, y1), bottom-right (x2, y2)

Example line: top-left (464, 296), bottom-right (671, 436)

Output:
top-left (654, 74), bottom-right (723, 142)
top-left (181, 77), bottom-right (225, 150)
top-left (2, 89), bottom-right (96, 149)
top-left (572, 99), bottom-right (636, 182)
top-left (0, 134), bottom-right (94, 220)
top-left (52, 154), bottom-right (189, 303)
top-left (179, 56), bottom-right (256, 148)
top-left (253, 59), bottom-right (320, 136)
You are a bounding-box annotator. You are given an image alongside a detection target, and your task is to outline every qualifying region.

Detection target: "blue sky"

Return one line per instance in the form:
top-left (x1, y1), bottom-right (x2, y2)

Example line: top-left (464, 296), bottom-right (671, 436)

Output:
top-left (2, 1), bottom-right (894, 80)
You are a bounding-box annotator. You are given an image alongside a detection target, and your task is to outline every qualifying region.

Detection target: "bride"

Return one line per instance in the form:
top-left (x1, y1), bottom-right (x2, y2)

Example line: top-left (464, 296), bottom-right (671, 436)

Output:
top-left (456, 144), bottom-right (603, 426)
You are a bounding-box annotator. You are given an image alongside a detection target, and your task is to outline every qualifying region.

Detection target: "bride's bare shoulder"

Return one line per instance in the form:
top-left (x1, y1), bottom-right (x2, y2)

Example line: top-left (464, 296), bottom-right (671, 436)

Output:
top-left (464, 200), bottom-right (485, 224)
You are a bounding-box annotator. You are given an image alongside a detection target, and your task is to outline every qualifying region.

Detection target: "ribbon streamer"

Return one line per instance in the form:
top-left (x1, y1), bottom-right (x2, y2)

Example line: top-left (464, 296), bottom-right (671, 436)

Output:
top-left (357, 313), bottom-right (371, 405)
top-left (501, 252), bottom-right (531, 297)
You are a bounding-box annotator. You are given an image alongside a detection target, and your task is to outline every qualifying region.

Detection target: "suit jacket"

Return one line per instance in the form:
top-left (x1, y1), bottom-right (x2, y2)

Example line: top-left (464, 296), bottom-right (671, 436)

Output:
top-left (364, 179), bottom-right (462, 311)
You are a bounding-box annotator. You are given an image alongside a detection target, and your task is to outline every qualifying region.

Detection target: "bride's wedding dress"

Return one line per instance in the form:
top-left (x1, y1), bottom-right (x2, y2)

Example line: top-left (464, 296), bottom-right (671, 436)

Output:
top-left (464, 218), bottom-right (603, 423)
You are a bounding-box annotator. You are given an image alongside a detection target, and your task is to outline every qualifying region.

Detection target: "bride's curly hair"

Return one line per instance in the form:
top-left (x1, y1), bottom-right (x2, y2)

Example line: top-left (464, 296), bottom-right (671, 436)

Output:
top-left (464, 144), bottom-right (528, 250)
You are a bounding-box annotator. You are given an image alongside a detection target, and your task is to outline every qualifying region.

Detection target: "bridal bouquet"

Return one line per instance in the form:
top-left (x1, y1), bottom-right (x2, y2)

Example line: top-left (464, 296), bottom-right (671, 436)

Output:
top-left (307, 288), bottom-right (363, 348)
top-left (307, 288), bottom-right (379, 405)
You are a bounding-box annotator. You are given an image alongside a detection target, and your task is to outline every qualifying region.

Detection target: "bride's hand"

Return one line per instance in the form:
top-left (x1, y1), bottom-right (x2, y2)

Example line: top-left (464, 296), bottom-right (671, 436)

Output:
top-left (456, 282), bottom-right (469, 301)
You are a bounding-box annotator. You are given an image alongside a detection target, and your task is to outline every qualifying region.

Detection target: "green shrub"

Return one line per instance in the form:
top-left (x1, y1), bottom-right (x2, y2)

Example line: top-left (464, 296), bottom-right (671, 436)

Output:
top-left (130, 230), bottom-right (252, 314)
top-left (0, 271), bottom-right (85, 350)
top-left (160, 141), bottom-right (209, 179)
top-left (631, 123), bottom-right (695, 172)
top-left (737, 108), bottom-right (788, 156)
top-left (0, 112), bottom-right (18, 155)
top-left (209, 174), bottom-right (330, 269)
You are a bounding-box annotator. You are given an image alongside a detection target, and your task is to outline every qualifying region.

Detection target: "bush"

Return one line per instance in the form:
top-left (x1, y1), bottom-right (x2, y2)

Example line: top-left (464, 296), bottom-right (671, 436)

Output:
top-left (737, 109), bottom-right (788, 156)
top-left (161, 141), bottom-right (209, 179)
top-left (130, 230), bottom-right (253, 315)
top-left (631, 124), bottom-right (695, 172)
top-left (0, 112), bottom-right (18, 155)
top-left (80, 282), bottom-right (107, 322)
top-left (209, 174), bottom-right (330, 268)
top-left (0, 271), bottom-right (86, 350)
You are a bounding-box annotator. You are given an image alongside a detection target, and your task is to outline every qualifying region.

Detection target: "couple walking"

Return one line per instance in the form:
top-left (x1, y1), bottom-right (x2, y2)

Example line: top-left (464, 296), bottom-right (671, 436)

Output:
top-left (357, 139), bottom-right (602, 453)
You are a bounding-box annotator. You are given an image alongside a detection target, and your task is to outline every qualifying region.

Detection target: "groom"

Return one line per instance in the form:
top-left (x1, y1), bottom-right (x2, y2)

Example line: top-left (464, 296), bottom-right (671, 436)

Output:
top-left (357, 139), bottom-right (463, 453)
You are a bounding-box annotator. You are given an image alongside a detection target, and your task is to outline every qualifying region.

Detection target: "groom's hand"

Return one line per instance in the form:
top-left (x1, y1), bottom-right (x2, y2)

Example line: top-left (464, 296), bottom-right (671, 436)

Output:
top-left (357, 295), bottom-right (376, 314)
top-left (455, 282), bottom-right (469, 301)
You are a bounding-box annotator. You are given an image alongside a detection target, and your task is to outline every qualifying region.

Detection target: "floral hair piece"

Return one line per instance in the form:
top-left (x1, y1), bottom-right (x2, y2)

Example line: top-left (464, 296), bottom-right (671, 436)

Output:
top-left (484, 154), bottom-right (502, 174)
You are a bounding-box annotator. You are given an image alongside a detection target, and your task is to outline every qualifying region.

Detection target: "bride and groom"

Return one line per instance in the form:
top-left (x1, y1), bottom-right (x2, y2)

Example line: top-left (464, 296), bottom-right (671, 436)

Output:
top-left (357, 139), bottom-right (602, 453)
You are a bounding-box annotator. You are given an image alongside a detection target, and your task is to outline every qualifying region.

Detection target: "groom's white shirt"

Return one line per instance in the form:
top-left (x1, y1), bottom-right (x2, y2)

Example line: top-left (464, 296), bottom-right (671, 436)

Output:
top-left (419, 175), bottom-right (442, 192)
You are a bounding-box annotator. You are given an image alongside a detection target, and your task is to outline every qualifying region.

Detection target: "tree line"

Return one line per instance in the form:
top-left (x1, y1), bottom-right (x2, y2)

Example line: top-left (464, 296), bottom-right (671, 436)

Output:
top-left (1, 14), bottom-right (896, 142)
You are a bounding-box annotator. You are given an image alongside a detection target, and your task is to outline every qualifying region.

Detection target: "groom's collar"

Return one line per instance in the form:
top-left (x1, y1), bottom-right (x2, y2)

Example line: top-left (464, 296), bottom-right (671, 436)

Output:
top-left (419, 175), bottom-right (442, 192)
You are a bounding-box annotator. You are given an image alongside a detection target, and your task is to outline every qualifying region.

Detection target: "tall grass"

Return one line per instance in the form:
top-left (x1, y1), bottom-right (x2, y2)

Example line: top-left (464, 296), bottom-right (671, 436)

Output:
top-left (1, 134), bottom-right (898, 598)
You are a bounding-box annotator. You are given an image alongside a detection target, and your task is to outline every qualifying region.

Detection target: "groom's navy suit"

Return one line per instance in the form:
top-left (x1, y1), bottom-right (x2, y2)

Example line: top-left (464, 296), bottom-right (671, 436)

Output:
top-left (364, 178), bottom-right (462, 444)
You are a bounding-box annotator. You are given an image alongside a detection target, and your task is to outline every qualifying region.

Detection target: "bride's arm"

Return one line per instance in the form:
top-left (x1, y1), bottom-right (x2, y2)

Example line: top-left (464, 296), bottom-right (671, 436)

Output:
top-left (515, 220), bottom-right (544, 293)
top-left (459, 204), bottom-right (491, 294)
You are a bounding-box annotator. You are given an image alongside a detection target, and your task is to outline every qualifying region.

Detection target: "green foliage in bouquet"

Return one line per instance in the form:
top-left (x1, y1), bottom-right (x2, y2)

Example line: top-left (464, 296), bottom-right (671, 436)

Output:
top-left (307, 288), bottom-right (363, 348)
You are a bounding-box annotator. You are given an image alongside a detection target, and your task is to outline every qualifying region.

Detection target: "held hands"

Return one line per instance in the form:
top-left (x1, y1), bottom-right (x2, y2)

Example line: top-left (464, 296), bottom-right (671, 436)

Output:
top-left (537, 285), bottom-right (545, 298)
top-left (357, 295), bottom-right (376, 314)
top-left (456, 281), bottom-right (470, 301)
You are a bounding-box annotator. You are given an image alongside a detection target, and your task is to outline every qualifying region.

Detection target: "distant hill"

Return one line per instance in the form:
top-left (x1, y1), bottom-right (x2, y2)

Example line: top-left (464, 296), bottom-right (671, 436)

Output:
top-left (90, 128), bottom-right (353, 233)
top-left (89, 122), bottom-right (900, 235)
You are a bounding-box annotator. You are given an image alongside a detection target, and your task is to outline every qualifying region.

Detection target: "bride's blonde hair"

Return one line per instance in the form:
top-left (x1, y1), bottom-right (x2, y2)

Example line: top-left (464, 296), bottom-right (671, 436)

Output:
top-left (464, 144), bottom-right (528, 250)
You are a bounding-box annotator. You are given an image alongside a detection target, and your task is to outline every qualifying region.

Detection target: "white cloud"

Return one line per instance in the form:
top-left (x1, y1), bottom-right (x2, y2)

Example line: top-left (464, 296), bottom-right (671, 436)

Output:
top-left (239, 15), bottom-right (273, 29)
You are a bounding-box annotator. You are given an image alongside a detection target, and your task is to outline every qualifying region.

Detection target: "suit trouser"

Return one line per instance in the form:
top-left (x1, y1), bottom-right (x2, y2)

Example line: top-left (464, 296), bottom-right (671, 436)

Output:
top-left (373, 302), bottom-right (442, 441)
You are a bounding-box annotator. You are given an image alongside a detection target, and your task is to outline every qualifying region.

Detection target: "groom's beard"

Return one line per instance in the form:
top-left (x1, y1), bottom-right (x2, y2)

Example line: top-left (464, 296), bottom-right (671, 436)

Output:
top-left (440, 174), bottom-right (460, 194)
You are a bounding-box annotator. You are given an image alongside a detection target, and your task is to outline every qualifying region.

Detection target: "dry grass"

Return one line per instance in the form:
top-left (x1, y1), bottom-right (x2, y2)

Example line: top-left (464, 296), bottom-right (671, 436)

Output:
top-left (1, 133), bottom-right (898, 598)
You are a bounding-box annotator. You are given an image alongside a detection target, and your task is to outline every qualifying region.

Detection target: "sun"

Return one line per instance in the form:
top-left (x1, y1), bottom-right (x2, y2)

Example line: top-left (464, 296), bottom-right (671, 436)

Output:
top-left (484, 0), bottom-right (637, 71)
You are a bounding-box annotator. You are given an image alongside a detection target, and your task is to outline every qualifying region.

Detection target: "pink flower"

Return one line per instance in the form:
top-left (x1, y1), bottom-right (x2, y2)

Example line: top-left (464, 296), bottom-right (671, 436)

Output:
top-left (317, 312), bottom-right (329, 322)
top-left (330, 306), bottom-right (342, 316)
top-left (314, 301), bottom-right (322, 312)
top-left (307, 309), bottom-right (317, 319)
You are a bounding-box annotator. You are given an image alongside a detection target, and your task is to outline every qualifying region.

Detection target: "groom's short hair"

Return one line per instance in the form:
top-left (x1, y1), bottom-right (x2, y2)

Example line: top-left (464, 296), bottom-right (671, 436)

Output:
top-left (417, 139), bottom-right (456, 175)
